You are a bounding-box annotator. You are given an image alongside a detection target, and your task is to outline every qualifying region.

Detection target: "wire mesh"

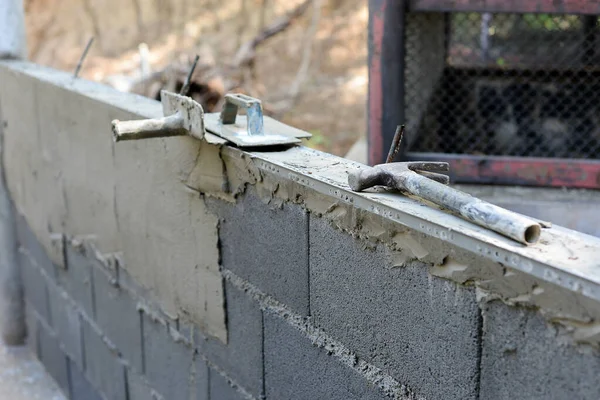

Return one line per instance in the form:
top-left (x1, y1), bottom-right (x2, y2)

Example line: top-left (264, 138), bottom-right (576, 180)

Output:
top-left (404, 12), bottom-right (600, 159)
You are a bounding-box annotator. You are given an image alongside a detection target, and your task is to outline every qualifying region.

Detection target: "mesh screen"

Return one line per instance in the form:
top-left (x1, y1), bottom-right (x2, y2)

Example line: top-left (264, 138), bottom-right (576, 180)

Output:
top-left (404, 12), bottom-right (600, 159)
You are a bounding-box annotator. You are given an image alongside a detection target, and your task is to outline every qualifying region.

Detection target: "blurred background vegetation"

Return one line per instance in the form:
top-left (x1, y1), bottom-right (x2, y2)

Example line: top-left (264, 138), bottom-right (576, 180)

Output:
top-left (23, 0), bottom-right (369, 156)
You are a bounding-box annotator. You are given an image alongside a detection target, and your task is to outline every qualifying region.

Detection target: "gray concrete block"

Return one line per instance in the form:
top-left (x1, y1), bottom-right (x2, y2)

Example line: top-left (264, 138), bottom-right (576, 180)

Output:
top-left (480, 301), bottom-right (600, 400)
top-left (264, 313), bottom-right (388, 400)
top-left (82, 319), bottom-right (127, 400)
top-left (93, 267), bottom-right (143, 373)
top-left (61, 245), bottom-right (95, 318)
top-left (194, 355), bottom-right (210, 400)
top-left (24, 301), bottom-right (39, 356)
top-left (19, 248), bottom-right (51, 325)
top-left (38, 319), bottom-right (70, 395)
top-left (210, 191), bottom-right (309, 315)
top-left (68, 358), bottom-right (103, 400)
top-left (15, 213), bottom-right (57, 278)
top-left (47, 281), bottom-right (83, 368)
top-left (127, 370), bottom-right (163, 400)
top-left (309, 216), bottom-right (481, 400)
top-left (194, 281), bottom-right (263, 398)
top-left (142, 314), bottom-right (194, 400)
top-left (209, 370), bottom-right (246, 400)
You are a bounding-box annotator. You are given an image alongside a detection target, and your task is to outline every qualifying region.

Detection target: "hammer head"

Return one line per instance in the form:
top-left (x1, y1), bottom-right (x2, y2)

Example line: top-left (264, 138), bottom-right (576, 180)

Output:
top-left (348, 162), bottom-right (450, 192)
top-left (161, 90), bottom-right (205, 140)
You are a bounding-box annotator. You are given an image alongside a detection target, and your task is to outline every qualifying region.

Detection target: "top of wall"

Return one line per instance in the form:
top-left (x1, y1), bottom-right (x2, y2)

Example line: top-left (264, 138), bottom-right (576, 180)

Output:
top-left (2, 60), bottom-right (600, 311)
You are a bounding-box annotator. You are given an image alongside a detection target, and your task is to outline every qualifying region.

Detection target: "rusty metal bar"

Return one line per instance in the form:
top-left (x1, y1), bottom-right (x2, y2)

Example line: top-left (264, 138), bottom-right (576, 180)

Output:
top-left (403, 152), bottom-right (600, 189)
top-left (367, 0), bottom-right (407, 165)
top-left (409, 0), bottom-right (600, 15)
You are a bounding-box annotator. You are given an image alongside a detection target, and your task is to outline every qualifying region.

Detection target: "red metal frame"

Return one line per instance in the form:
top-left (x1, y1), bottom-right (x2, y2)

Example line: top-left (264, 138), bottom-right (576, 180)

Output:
top-left (410, 0), bottom-right (600, 15)
top-left (367, 0), bottom-right (600, 189)
top-left (405, 153), bottom-right (600, 189)
top-left (368, 1), bottom-right (385, 166)
top-left (367, 0), bottom-right (406, 166)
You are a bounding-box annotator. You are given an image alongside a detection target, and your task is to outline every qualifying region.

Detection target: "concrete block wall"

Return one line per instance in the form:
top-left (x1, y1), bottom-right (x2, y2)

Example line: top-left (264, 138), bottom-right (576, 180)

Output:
top-left (5, 61), bottom-right (600, 400)
top-left (18, 188), bottom-right (600, 400)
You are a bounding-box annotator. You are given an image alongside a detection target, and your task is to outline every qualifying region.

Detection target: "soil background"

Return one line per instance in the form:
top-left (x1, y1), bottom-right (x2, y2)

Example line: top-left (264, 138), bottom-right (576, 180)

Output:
top-left (23, 0), bottom-right (368, 156)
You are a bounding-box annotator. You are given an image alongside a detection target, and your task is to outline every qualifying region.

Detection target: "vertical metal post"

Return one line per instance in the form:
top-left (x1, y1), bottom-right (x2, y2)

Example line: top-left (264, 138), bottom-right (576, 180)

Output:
top-left (367, 0), bottom-right (406, 165)
top-left (0, 0), bottom-right (27, 345)
top-left (0, 0), bottom-right (27, 59)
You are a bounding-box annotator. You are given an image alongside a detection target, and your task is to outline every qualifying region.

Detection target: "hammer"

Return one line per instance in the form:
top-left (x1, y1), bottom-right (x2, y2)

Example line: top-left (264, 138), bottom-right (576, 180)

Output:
top-left (348, 126), bottom-right (541, 245)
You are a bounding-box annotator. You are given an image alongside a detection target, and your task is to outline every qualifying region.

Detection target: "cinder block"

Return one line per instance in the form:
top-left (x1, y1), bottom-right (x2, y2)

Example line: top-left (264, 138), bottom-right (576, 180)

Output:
top-left (309, 216), bottom-right (481, 400)
top-left (93, 267), bottom-right (143, 373)
top-left (194, 281), bottom-right (263, 398)
top-left (480, 301), bottom-right (600, 400)
top-left (24, 301), bottom-right (39, 355)
top-left (194, 355), bottom-right (210, 400)
top-left (209, 191), bottom-right (309, 315)
top-left (68, 358), bottom-right (103, 400)
top-left (82, 319), bottom-right (127, 400)
top-left (47, 281), bottom-right (83, 368)
top-left (15, 213), bottom-right (57, 278)
top-left (209, 370), bottom-right (246, 400)
top-left (127, 370), bottom-right (164, 400)
top-left (61, 245), bottom-right (95, 318)
top-left (264, 313), bottom-right (388, 400)
top-left (38, 319), bottom-right (70, 395)
top-left (142, 314), bottom-right (194, 400)
top-left (19, 248), bottom-right (51, 325)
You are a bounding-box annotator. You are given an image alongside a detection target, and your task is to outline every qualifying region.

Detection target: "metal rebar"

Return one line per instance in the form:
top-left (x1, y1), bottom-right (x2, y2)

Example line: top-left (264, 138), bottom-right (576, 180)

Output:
top-left (180, 55), bottom-right (200, 96)
top-left (386, 124), bottom-right (405, 164)
top-left (73, 37), bottom-right (94, 78)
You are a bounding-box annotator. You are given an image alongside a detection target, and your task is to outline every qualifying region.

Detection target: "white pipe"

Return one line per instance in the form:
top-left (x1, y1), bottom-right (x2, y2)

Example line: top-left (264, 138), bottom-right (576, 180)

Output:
top-left (0, 0), bottom-right (27, 60)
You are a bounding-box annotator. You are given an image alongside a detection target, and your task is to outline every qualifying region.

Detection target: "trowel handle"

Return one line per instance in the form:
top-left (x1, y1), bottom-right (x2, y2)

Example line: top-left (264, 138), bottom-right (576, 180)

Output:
top-left (111, 113), bottom-right (186, 142)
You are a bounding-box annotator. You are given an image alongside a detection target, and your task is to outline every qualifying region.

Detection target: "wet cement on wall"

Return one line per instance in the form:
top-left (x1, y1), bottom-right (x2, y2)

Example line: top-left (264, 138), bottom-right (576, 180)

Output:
top-left (0, 62), bottom-right (226, 342)
top-left (3, 60), bottom-right (600, 351)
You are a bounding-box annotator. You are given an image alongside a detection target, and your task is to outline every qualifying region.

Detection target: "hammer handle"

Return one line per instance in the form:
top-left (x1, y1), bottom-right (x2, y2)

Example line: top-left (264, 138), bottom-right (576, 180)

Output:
top-left (403, 173), bottom-right (541, 245)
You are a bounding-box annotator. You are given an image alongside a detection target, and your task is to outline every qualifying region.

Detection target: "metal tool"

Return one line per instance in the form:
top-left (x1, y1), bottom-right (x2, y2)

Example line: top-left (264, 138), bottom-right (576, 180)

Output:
top-left (73, 37), bottom-right (94, 79)
top-left (348, 126), bottom-right (542, 245)
top-left (112, 91), bottom-right (311, 147)
top-left (111, 90), bottom-right (204, 142)
top-left (202, 93), bottom-right (305, 147)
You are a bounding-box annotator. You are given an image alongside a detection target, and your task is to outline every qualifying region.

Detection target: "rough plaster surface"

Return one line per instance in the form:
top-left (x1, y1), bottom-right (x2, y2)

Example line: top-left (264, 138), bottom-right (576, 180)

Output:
top-left (3, 60), bottom-right (600, 353)
top-left (210, 191), bottom-right (310, 315)
top-left (310, 215), bottom-right (481, 400)
top-left (264, 312), bottom-right (389, 400)
top-left (480, 301), bottom-right (600, 399)
top-left (223, 269), bottom-right (419, 400)
top-left (0, 63), bottom-right (226, 342)
top-left (194, 280), bottom-right (264, 398)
